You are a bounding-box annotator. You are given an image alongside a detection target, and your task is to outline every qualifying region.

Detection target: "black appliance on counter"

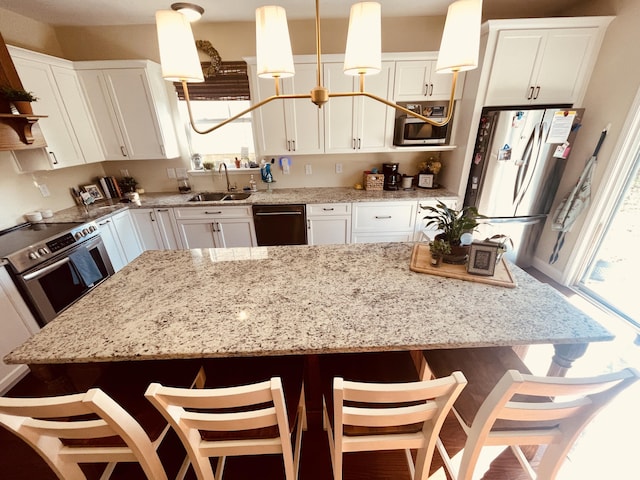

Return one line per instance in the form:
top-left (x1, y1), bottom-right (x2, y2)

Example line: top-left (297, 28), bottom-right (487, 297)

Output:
top-left (382, 163), bottom-right (401, 191)
top-left (252, 205), bottom-right (307, 246)
top-left (464, 106), bottom-right (585, 267)
top-left (0, 221), bottom-right (114, 326)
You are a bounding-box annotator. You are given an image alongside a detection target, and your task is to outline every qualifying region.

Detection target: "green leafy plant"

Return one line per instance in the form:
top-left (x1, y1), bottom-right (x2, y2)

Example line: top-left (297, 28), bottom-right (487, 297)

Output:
top-left (0, 85), bottom-right (38, 102)
top-left (119, 176), bottom-right (137, 193)
top-left (429, 238), bottom-right (451, 256)
top-left (423, 200), bottom-right (485, 246)
top-left (485, 234), bottom-right (514, 256)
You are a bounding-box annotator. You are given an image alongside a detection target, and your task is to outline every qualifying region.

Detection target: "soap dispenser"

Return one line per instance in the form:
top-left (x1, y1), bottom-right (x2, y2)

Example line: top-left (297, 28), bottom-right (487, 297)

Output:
top-left (249, 174), bottom-right (257, 192)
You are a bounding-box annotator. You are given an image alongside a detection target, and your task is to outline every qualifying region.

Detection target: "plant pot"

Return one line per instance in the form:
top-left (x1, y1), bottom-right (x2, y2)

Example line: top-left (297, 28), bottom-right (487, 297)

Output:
top-left (430, 254), bottom-right (442, 267)
top-left (12, 101), bottom-right (33, 115)
top-left (435, 234), bottom-right (469, 265)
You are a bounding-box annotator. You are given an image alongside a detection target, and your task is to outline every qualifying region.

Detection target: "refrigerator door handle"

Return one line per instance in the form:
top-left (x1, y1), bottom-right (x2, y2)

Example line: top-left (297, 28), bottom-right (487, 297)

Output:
top-left (479, 214), bottom-right (547, 225)
top-left (513, 122), bottom-right (544, 210)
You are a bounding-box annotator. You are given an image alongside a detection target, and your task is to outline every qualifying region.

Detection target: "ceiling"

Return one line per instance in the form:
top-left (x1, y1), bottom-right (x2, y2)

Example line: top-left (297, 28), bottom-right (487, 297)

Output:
top-left (0, 0), bottom-right (587, 27)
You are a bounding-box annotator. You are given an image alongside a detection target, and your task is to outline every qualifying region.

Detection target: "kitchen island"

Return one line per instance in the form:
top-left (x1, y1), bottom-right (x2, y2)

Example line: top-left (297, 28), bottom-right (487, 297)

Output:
top-left (6, 243), bottom-right (612, 374)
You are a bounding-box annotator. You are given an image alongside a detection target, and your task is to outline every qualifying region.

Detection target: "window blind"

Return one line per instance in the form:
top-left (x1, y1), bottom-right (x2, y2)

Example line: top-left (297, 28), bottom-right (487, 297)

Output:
top-left (174, 61), bottom-right (250, 101)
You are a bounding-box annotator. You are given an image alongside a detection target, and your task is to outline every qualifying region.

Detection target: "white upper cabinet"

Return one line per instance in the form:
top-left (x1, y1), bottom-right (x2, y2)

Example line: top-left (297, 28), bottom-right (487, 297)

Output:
top-left (484, 27), bottom-right (602, 106)
top-left (250, 62), bottom-right (323, 155)
top-left (323, 61), bottom-right (395, 153)
top-left (393, 59), bottom-right (464, 102)
top-left (75, 60), bottom-right (179, 160)
top-left (9, 46), bottom-right (103, 170)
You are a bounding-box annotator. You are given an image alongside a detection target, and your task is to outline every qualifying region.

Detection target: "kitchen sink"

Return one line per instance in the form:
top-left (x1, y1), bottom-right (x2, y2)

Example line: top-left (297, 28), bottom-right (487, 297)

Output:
top-left (189, 192), bottom-right (252, 202)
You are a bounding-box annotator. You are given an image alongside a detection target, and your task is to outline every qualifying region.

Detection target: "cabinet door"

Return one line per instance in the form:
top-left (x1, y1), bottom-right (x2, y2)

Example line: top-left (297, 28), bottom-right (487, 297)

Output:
top-left (393, 60), bottom-right (462, 101)
top-left (176, 219), bottom-right (217, 249)
top-left (77, 69), bottom-right (128, 160)
top-left (96, 217), bottom-right (126, 272)
top-left (533, 28), bottom-right (597, 105)
top-left (12, 56), bottom-right (84, 168)
top-left (414, 198), bottom-right (458, 241)
top-left (130, 209), bottom-right (164, 250)
top-left (284, 63), bottom-right (323, 154)
top-left (50, 65), bottom-right (104, 163)
top-left (324, 62), bottom-right (393, 153)
top-left (251, 63), bottom-right (323, 155)
top-left (484, 30), bottom-right (544, 106)
top-left (0, 267), bottom-right (39, 394)
top-left (153, 208), bottom-right (183, 250)
top-left (216, 218), bottom-right (256, 248)
top-left (102, 68), bottom-right (169, 160)
top-left (307, 217), bottom-right (351, 245)
top-left (111, 210), bottom-right (144, 261)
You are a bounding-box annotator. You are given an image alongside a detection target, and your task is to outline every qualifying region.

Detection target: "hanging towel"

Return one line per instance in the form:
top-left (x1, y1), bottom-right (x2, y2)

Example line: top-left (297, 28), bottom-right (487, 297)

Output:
top-left (69, 248), bottom-right (103, 287)
top-left (549, 126), bottom-right (608, 264)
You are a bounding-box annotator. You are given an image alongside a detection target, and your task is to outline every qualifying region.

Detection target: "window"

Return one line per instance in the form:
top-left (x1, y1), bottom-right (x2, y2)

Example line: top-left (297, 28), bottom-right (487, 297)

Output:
top-left (174, 61), bottom-right (255, 164)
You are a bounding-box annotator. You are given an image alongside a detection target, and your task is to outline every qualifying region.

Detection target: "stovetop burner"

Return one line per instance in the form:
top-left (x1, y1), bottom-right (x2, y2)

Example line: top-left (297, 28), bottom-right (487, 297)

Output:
top-left (0, 221), bottom-right (100, 273)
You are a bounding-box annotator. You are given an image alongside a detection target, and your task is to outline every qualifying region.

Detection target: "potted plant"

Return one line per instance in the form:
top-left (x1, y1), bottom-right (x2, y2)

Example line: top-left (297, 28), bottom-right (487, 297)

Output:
top-left (119, 176), bottom-right (138, 193)
top-left (429, 238), bottom-right (451, 266)
top-left (423, 200), bottom-right (485, 264)
top-left (0, 85), bottom-right (38, 114)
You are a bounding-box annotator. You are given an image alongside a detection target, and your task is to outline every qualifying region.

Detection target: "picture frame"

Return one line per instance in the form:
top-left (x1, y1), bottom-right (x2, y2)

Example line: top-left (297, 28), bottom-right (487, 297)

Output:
top-left (81, 184), bottom-right (103, 200)
top-left (466, 241), bottom-right (499, 276)
top-left (405, 103), bottom-right (422, 115)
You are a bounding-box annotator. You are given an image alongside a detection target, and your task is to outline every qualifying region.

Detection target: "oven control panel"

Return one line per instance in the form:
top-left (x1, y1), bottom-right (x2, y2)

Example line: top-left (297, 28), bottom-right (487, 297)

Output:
top-left (9, 222), bottom-right (100, 273)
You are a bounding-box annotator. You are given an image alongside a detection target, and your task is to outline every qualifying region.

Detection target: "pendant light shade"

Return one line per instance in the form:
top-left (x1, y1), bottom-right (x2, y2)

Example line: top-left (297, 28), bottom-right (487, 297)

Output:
top-left (155, 10), bottom-right (204, 82)
top-left (256, 6), bottom-right (295, 78)
top-left (343, 2), bottom-right (381, 76)
top-left (436, 0), bottom-right (482, 73)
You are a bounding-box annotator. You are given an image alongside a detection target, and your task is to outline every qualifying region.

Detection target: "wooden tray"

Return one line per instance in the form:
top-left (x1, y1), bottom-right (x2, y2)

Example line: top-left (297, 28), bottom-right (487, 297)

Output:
top-left (410, 243), bottom-right (517, 288)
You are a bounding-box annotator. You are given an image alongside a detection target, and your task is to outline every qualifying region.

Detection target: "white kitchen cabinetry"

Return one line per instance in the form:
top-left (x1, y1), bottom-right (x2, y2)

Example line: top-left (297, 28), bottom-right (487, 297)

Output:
top-left (414, 198), bottom-right (458, 242)
top-left (393, 59), bottom-right (464, 101)
top-left (75, 60), bottom-right (179, 160)
top-left (307, 203), bottom-right (352, 245)
top-left (484, 28), bottom-right (600, 106)
top-left (97, 210), bottom-right (143, 271)
top-left (174, 206), bottom-right (256, 249)
top-left (249, 62), bottom-right (323, 155)
top-left (351, 201), bottom-right (417, 244)
top-left (9, 46), bottom-right (103, 171)
top-left (131, 208), bottom-right (183, 250)
top-left (0, 266), bottom-right (40, 394)
top-left (323, 61), bottom-right (395, 153)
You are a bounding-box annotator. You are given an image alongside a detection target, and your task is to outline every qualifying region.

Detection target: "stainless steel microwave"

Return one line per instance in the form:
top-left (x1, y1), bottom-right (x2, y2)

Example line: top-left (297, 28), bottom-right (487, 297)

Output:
top-left (393, 101), bottom-right (452, 146)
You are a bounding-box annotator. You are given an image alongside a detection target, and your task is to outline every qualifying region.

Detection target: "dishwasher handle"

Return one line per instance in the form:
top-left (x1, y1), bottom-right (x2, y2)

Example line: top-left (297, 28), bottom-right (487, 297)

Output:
top-left (254, 211), bottom-right (303, 216)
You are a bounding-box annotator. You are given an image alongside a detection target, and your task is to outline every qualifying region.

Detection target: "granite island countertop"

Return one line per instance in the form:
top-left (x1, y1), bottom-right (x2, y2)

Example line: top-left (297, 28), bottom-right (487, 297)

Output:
top-left (5, 242), bottom-right (612, 365)
top-left (44, 186), bottom-right (458, 223)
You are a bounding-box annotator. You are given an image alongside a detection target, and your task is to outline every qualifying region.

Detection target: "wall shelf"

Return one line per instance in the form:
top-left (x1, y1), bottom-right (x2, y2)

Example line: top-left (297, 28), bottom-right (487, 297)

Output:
top-left (0, 114), bottom-right (47, 149)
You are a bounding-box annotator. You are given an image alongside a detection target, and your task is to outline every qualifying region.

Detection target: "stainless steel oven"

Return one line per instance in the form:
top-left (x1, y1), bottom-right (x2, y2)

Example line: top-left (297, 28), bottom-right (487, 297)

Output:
top-left (0, 221), bottom-right (114, 326)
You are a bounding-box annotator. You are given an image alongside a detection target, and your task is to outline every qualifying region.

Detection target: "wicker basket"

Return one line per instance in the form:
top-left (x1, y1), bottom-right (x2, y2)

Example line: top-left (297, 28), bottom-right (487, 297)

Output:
top-left (363, 172), bottom-right (384, 191)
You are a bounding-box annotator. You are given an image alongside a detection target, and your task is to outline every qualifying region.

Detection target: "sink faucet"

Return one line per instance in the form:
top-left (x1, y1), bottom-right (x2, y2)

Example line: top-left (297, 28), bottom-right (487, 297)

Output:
top-left (218, 163), bottom-right (236, 192)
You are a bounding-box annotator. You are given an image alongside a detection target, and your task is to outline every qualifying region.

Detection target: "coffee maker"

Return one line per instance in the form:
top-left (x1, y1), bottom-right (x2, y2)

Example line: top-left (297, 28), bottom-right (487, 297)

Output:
top-left (382, 163), bottom-right (401, 190)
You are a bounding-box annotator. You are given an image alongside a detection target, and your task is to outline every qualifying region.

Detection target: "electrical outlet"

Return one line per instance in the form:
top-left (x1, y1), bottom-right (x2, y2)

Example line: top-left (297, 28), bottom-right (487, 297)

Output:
top-left (335, 163), bottom-right (343, 174)
top-left (38, 184), bottom-right (50, 197)
top-left (120, 169), bottom-right (129, 177)
top-left (305, 164), bottom-right (312, 175)
top-left (167, 168), bottom-right (176, 179)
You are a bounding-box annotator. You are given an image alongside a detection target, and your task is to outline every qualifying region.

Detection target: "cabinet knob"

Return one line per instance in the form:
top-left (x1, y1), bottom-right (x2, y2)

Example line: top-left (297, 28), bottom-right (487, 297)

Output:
top-left (120, 146), bottom-right (128, 157)
top-left (375, 215), bottom-right (392, 219)
top-left (527, 86), bottom-right (535, 100)
top-left (48, 151), bottom-right (58, 165)
top-left (533, 86), bottom-right (540, 100)
top-left (428, 83), bottom-right (434, 96)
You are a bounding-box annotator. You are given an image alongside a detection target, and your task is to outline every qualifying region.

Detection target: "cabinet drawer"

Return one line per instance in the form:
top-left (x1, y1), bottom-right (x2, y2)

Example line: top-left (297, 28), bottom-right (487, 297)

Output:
top-left (307, 203), bottom-right (352, 216)
top-left (352, 202), bottom-right (416, 231)
top-left (174, 206), bottom-right (253, 219)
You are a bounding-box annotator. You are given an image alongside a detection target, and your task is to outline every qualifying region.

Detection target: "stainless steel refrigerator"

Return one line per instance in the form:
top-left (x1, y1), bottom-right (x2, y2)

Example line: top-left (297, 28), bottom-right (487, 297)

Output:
top-left (464, 107), bottom-right (585, 267)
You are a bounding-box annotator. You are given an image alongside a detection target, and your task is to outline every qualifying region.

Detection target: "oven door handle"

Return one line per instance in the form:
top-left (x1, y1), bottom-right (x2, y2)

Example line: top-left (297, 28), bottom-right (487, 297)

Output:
top-left (23, 256), bottom-right (71, 281)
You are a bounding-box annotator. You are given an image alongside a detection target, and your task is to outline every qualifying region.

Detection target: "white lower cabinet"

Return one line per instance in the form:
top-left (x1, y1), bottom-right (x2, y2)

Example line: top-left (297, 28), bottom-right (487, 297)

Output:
top-left (130, 208), bottom-right (183, 250)
top-left (0, 266), bottom-right (40, 394)
top-left (414, 198), bottom-right (458, 241)
top-left (351, 201), bottom-right (417, 244)
top-left (174, 206), bottom-right (256, 249)
top-left (307, 203), bottom-right (352, 245)
top-left (97, 210), bottom-right (143, 271)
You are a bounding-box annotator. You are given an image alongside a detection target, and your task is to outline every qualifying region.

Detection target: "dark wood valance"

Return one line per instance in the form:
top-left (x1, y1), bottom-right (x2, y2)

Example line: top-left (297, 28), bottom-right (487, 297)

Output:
top-left (173, 61), bottom-right (250, 101)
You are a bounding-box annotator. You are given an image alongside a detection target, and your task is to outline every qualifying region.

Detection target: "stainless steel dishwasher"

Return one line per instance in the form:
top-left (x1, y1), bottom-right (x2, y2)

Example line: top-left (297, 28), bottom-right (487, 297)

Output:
top-left (252, 204), bottom-right (307, 246)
